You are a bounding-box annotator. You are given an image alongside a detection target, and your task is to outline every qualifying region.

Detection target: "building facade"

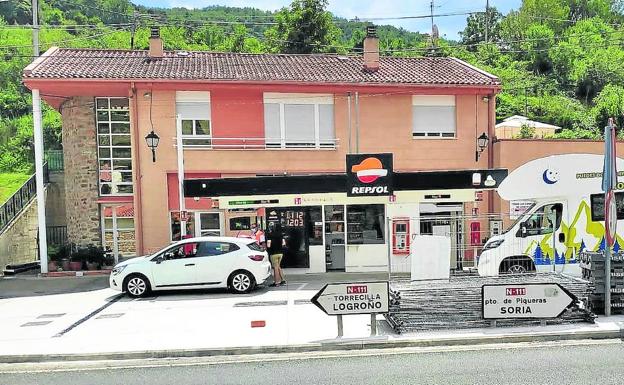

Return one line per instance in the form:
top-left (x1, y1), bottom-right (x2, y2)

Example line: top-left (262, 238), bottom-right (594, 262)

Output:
top-left (23, 28), bottom-right (501, 273)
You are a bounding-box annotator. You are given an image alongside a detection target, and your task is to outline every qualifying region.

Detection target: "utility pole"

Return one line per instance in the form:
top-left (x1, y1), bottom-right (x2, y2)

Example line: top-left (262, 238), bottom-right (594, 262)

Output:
top-left (130, 11), bottom-right (138, 49)
top-left (485, 0), bottom-right (489, 45)
top-left (32, 0), bottom-right (48, 273)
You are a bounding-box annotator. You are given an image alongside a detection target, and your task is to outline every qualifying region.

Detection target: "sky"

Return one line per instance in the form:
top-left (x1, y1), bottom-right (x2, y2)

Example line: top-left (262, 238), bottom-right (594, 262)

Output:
top-left (131, 0), bottom-right (522, 40)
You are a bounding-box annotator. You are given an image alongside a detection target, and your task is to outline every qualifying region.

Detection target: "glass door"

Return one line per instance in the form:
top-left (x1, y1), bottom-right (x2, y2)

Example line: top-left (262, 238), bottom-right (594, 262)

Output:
top-left (102, 203), bottom-right (136, 264)
top-left (324, 205), bottom-right (345, 271)
top-left (195, 212), bottom-right (222, 237)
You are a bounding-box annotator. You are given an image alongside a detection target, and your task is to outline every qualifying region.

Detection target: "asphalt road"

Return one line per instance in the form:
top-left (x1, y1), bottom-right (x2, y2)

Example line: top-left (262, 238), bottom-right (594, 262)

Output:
top-left (3, 340), bottom-right (624, 385)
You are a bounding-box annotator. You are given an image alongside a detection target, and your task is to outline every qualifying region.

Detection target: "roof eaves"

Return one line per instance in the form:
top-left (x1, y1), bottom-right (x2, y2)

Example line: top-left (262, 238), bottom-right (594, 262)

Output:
top-left (23, 46), bottom-right (59, 77)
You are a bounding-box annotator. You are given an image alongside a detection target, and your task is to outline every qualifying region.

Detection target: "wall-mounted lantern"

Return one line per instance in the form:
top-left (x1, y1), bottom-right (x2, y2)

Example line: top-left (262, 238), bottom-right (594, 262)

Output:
top-left (475, 132), bottom-right (489, 162)
top-left (145, 130), bottom-right (160, 162)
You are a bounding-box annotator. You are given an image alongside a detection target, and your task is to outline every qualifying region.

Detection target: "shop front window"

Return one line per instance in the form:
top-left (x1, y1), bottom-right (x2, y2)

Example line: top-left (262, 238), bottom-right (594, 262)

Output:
top-left (347, 204), bottom-right (385, 244)
top-left (170, 212), bottom-right (195, 241)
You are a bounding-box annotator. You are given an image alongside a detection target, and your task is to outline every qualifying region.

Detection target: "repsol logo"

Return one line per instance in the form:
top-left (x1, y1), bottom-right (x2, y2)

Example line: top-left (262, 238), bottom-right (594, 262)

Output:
top-left (351, 186), bottom-right (389, 195)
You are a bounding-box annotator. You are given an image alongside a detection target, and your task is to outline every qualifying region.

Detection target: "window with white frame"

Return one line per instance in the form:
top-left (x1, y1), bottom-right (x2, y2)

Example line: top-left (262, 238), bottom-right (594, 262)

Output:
top-left (96, 97), bottom-right (133, 196)
top-left (412, 95), bottom-right (456, 138)
top-left (263, 93), bottom-right (335, 148)
top-left (176, 91), bottom-right (212, 147)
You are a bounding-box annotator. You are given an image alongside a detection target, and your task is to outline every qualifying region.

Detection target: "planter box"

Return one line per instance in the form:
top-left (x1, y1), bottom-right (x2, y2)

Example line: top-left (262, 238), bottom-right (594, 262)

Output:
top-left (86, 262), bottom-right (99, 271)
top-left (48, 261), bottom-right (58, 272)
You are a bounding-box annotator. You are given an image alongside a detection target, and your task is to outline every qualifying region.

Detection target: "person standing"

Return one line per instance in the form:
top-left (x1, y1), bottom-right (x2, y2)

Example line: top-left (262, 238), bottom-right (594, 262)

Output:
top-left (250, 222), bottom-right (266, 249)
top-left (267, 225), bottom-right (286, 287)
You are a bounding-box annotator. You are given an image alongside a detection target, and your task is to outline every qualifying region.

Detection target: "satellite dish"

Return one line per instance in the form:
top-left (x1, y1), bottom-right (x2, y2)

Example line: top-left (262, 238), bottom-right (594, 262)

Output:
top-left (432, 24), bottom-right (439, 40)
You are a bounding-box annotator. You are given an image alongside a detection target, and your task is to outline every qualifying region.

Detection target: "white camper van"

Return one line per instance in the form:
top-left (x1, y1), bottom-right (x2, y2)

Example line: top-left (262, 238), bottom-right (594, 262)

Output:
top-left (478, 153), bottom-right (624, 276)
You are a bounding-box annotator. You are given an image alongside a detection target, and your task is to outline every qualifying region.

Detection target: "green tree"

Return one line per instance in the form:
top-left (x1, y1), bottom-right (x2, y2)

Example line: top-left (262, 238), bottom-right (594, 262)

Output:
top-left (459, 7), bottom-right (502, 51)
top-left (264, 0), bottom-right (341, 54)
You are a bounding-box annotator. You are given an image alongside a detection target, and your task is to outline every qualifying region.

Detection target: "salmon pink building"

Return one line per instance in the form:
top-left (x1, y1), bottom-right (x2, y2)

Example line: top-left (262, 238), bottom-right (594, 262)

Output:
top-left (23, 27), bottom-right (503, 274)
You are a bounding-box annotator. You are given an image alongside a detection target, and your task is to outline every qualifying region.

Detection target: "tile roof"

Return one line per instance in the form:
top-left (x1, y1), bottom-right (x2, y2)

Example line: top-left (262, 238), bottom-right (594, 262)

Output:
top-left (23, 48), bottom-right (500, 87)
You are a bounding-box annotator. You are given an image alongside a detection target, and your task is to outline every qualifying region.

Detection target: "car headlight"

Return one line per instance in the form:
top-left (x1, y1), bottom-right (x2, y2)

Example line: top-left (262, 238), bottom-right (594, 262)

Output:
top-left (112, 265), bottom-right (127, 275)
top-left (483, 239), bottom-right (504, 250)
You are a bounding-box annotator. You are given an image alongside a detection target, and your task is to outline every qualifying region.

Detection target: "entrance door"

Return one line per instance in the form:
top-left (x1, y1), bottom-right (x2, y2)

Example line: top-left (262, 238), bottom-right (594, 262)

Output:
top-left (324, 205), bottom-right (345, 271)
top-left (194, 212), bottom-right (222, 237)
top-left (102, 204), bottom-right (136, 264)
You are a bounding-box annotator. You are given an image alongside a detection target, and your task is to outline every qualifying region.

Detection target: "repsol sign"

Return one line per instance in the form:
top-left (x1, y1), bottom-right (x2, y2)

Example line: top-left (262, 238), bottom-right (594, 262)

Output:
top-left (346, 153), bottom-right (394, 197)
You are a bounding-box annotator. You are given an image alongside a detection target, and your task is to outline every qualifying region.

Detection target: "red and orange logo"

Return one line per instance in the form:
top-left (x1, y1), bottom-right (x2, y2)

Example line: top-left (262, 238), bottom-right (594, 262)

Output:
top-left (351, 157), bottom-right (388, 184)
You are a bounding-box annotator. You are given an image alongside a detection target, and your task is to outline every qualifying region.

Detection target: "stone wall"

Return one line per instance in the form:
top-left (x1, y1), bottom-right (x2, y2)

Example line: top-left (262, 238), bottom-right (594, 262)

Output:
top-left (61, 97), bottom-right (100, 246)
top-left (0, 198), bottom-right (39, 273)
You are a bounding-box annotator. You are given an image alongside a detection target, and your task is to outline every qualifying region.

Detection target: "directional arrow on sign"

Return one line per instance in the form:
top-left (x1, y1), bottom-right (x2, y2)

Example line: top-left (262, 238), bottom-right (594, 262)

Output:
top-left (311, 282), bottom-right (389, 316)
top-left (482, 283), bottom-right (577, 319)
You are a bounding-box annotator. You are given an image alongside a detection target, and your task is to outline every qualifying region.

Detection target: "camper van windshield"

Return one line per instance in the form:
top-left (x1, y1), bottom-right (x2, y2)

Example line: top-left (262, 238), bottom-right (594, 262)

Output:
top-left (504, 202), bottom-right (536, 233)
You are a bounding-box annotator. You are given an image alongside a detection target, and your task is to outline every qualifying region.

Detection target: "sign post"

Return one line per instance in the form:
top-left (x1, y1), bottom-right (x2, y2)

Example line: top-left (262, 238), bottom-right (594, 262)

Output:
top-left (602, 118), bottom-right (618, 317)
top-left (311, 281), bottom-right (389, 337)
top-left (482, 283), bottom-right (576, 319)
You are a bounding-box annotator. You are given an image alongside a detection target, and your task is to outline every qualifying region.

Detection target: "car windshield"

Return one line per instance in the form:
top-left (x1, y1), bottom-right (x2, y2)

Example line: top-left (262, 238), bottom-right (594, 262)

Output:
top-left (504, 202), bottom-right (537, 233)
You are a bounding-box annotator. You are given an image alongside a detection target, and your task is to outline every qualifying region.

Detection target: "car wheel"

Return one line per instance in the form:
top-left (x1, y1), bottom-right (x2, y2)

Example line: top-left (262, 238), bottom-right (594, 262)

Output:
top-left (507, 264), bottom-right (527, 274)
top-left (124, 274), bottom-right (151, 298)
top-left (229, 271), bottom-right (255, 294)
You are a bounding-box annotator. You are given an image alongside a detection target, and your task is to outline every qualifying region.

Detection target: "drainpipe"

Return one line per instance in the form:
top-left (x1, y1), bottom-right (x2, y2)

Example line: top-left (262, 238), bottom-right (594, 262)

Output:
top-left (176, 113), bottom-right (186, 237)
top-left (355, 91), bottom-right (360, 154)
top-left (130, 84), bottom-right (144, 255)
top-left (487, 94), bottom-right (495, 215)
top-left (347, 92), bottom-right (352, 154)
top-left (32, 88), bottom-right (48, 273)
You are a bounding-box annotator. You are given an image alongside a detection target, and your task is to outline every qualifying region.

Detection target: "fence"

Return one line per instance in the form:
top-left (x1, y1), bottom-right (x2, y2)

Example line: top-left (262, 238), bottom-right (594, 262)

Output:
top-left (45, 150), bottom-right (64, 171)
top-left (46, 225), bottom-right (68, 246)
top-left (388, 210), bottom-right (570, 278)
top-left (0, 164), bottom-right (49, 234)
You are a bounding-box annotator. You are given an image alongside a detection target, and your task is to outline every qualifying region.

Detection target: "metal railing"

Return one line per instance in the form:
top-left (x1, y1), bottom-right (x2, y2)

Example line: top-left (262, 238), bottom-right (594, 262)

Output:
top-left (45, 150), bottom-right (64, 171)
top-left (175, 136), bottom-right (339, 150)
top-left (0, 163), bottom-right (49, 234)
top-left (46, 225), bottom-right (68, 246)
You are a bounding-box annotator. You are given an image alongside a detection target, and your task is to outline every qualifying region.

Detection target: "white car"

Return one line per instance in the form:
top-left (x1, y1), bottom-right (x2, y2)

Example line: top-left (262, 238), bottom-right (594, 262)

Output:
top-left (109, 236), bottom-right (271, 297)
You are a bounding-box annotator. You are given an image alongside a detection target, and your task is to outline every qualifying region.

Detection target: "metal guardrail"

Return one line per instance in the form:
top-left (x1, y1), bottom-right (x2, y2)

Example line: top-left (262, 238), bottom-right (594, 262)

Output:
top-left (0, 163), bottom-right (49, 234)
top-left (45, 150), bottom-right (64, 171)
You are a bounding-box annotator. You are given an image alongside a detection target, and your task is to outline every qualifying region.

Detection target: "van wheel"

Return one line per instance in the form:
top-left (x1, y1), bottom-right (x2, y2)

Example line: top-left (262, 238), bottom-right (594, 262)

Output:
top-left (500, 257), bottom-right (535, 275)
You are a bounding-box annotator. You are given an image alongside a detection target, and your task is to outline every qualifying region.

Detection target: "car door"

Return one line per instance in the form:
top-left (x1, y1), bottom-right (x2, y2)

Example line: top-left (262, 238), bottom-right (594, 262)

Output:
top-left (520, 202), bottom-right (564, 272)
top-left (150, 242), bottom-right (200, 288)
top-left (193, 241), bottom-right (240, 286)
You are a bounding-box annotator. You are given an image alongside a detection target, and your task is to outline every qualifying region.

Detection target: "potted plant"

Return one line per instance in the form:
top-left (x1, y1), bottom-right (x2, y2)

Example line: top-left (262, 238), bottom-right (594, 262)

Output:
top-left (47, 245), bottom-right (60, 272)
top-left (69, 245), bottom-right (87, 271)
top-left (58, 244), bottom-right (72, 271)
top-left (85, 244), bottom-right (105, 270)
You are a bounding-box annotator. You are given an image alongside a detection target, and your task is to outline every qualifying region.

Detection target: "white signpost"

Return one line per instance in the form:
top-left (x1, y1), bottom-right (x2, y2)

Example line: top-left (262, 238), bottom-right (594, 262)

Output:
top-left (311, 281), bottom-right (389, 337)
top-left (482, 283), bottom-right (576, 319)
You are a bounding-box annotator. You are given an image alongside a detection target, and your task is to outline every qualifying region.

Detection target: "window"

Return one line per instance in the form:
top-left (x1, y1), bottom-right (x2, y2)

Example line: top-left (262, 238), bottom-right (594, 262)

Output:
top-left (522, 203), bottom-right (563, 236)
top-left (591, 193), bottom-right (624, 221)
top-left (164, 242), bottom-right (199, 259)
top-left (196, 242), bottom-right (239, 257)
top-left (412, 95), bottom-right (456, 138)
top-left (263, 93), bottom-right (335, 148)
top-left (230, 217), bottom-right (251, 231)
top-left (347, 204), bottom-right (385, 244)
top-left (198, 212), bottom-right (221, 236)
top-left (96, 97), bottom-right (132, 195)
top-left (170, 212), bottom-right (195, 242)
top-left (176, 91), bottom-right (212, 147)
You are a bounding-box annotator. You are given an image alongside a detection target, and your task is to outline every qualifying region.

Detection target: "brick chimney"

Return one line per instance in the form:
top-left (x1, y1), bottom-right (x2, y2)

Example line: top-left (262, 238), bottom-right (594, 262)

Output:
top-left (363, 25), bottom-right (379, 72)
top-left (149, 26), bottom-right (163, 58)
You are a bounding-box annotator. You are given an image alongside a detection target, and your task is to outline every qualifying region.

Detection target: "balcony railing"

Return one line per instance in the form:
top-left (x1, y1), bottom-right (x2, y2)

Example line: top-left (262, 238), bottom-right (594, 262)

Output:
top-left (176, 136), bottom-right (339, 150)
top-left (0, 163), bottom-right (49, 234)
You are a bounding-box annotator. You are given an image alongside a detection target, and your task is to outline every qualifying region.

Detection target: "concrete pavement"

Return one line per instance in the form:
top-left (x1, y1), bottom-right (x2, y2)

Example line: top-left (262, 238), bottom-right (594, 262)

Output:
top-left (1, 274), bottom-right (624, 363)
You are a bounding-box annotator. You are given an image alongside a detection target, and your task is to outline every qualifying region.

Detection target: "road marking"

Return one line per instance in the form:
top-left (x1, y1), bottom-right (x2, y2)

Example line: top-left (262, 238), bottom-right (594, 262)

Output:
top-left (1, 339), bottom-right (621, 374)
top-left (37, 313), bottom-right (66, 319)
top-left (95, 313), bottom-right (124, 319)
top-left (52, 294), bottom-right (122, 338)
top-left (234, 301), bottom-right (287, 307)
top-left (20, 321), bottom-right (52, 327)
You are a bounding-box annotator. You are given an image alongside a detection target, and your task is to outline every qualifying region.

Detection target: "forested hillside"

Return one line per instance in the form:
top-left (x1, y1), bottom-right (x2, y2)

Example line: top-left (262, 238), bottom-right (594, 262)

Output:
top-left (1, 0), bottom-right (624, 174)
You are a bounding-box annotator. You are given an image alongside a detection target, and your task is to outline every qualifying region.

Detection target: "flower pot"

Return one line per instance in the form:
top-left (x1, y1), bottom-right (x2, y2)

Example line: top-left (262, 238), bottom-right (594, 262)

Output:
top-left (86, 262), bottom-right (99, 271)
top-left (69, 261), bottom-right (83, 271)
top-left (48, 261), bottom-right (58, 272)
top-left (61, 259), bottom-right (70, 271)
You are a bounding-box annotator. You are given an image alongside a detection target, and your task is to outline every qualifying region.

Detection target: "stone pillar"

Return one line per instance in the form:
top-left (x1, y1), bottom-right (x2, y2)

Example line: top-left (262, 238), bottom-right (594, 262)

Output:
top-left (61, 97), bottom-right (101, 246)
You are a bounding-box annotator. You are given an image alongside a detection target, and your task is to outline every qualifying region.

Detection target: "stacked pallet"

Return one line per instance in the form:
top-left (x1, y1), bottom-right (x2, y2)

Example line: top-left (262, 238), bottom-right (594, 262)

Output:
top-left (385, 273), bottom-right (594, 333)
top-left (580, 250), bottom-right (624, 315)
